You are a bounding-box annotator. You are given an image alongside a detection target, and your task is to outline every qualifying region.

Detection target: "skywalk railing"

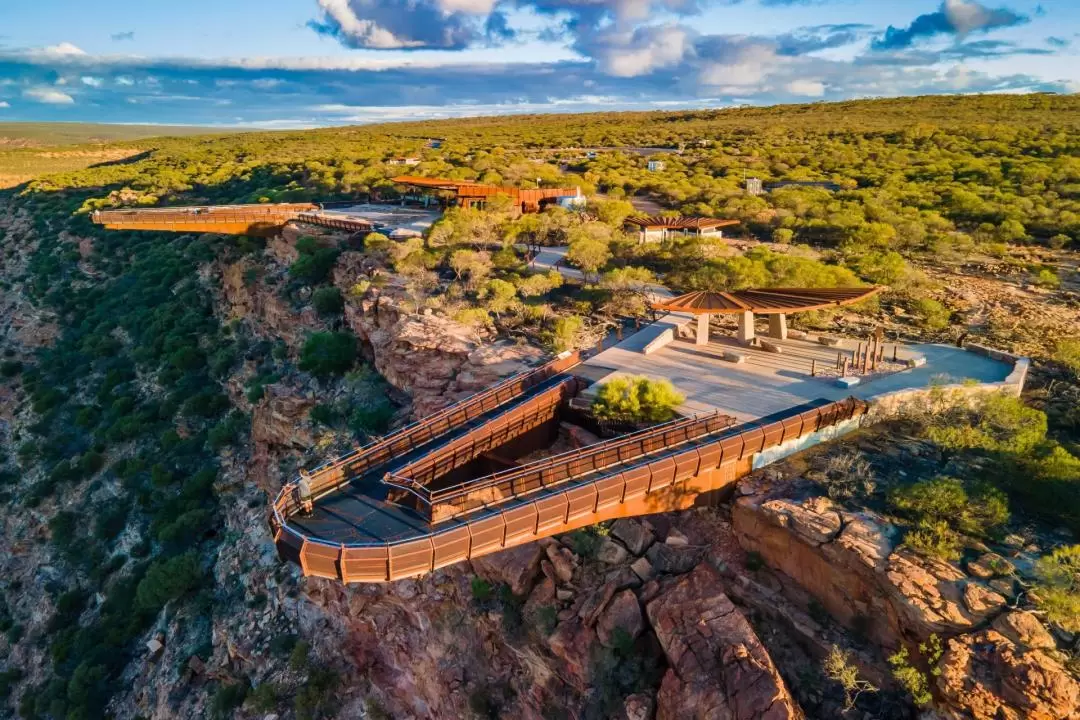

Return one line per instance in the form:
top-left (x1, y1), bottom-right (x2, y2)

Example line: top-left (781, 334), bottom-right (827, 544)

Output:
top-left (272, 350), bottom-right (581, 519)
top-left (384, 409), bottom-right (737, 522)
top-left (270, 397), bottom-right (869, 583)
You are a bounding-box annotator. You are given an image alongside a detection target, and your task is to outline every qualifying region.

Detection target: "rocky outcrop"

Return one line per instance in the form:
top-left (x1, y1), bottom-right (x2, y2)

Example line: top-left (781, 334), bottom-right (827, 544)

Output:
top-left (732, 478), bottom-right (1019, 650)
top-left (646, 564), bottom-right (799, 720)
top-left (732, 470), bottom-right (1079, 720)
top-left (935, 630), bottom-right (1080, 720)
top-left (330, 251), bottom-right (545, 417)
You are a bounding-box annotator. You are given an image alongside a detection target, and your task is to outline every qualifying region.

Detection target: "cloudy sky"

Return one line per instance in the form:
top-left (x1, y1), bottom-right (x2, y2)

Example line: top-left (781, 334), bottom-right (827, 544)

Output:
top-left (1, 0), bottom-right (1077, 128)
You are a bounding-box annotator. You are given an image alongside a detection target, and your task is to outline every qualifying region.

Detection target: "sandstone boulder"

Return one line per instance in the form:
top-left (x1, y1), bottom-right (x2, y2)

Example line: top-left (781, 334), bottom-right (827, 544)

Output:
top-left (645, 543), bottom-right (699, 576)
top-left (470, 542), bottom-right (545, 597)
top-left (991, 611), bottom-right (1056, 651)
top-left (612, 519), bottom-right (655, 556)
top-left (647, 565), bottom-right (799, 720)
top-left (597, 538), bottom-right (630, 565)
top-left (597, 590), bottom-right (644, 648)
top-left (936, 630), bottom-right (1080, 720)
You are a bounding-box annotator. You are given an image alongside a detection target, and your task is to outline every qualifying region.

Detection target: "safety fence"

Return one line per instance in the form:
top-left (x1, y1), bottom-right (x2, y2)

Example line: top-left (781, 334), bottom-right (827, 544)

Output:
top-left (273, 351), bottom-right (581, 518)
top-left (295, 211), bottom-right (375, 233)
top-left (92, 203), bottom-right (318, 228)
top-left (385, 376), bottom-right (580, 503)
top-left (272, 397), bottom-right (868, 583)
top-left (393, 410), bottom-right (736, 523)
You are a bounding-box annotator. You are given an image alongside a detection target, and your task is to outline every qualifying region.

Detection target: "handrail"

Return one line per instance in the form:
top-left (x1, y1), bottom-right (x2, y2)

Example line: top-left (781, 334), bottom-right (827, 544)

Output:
top-left (271, 351), bottom-right (582, 526)
top-left (384, 411), bottom-right (711, 505)
top-left (270, 397), bottom-right (869, 554)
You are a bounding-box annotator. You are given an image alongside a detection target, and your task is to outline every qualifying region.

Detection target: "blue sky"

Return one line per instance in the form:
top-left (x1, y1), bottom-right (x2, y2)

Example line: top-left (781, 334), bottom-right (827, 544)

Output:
top-left (1, 0), bottom-right (1077, 127)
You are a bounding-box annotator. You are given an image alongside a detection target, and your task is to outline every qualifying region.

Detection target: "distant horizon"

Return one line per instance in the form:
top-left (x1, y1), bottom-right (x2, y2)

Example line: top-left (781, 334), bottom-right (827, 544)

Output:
top-left (2, 90), bottom-right (1076, 133)
top-left (2, 0), bottom-right (1077, 127)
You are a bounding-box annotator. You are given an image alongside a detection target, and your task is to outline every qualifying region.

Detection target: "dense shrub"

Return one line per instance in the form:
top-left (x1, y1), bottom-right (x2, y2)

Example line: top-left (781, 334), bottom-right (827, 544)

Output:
top-left (1034, 545), bottom-right (1080, 632)
top-left (311, 286), bottom-right (344, 315)
top-left (592, 375), bottom-right (685, 423)
top-left (299, 332), bottom-right (358, 377)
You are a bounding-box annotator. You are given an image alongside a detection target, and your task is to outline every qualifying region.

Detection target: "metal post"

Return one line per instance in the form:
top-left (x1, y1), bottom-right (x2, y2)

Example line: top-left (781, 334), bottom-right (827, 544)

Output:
top-left (811, 359), bottom-right (816, 377)
top-left (893, 344), bottom-right (898, 363)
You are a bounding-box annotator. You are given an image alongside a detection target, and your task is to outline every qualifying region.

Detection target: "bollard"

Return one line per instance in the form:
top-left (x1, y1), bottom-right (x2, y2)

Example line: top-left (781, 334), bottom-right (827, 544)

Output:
top-left (811, 359), bottom-right (817, 377)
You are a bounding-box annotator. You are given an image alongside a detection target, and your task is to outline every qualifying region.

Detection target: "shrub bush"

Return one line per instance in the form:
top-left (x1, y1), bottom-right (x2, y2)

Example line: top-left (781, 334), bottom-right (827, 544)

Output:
top-left (299, 332), bottom-right (357, 378)
top-left (591, 375), bottom-right (685, 423)
top-left (311, 286), bottom-right (344, 316)
top-left (1034, 544), bottom-right (1080, 632)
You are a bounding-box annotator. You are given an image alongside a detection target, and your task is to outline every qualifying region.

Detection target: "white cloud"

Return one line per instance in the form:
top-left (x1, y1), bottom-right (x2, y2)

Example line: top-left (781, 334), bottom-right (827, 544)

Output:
top-left (42, 42), bottom-right (86, 57)
top-left (23, 87), bottom-right (76, 105)
top-left (436, 0), bottom-right (497, 13)
top-left (785, 79), bottom-right (825, 97)
top-left (81, 76), bottom-right (103, 87)
top-left (314, 0), bottom-right (421, 49)
top-left (589, 24), bottom-right (693, 78)
top-left (0, 101), bottom-right (10, 109)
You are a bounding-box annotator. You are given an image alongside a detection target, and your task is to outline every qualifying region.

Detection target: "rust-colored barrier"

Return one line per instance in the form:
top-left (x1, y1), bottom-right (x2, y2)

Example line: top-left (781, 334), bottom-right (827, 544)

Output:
top-left (273, 397), bottom-right (869, 584)
top-left (92, 203), bottom-right (320, 236)
top-left (271, 352), bottom-right (582, 532)
top-left (387, 376), bottom-right (578, 494)
top-left (422, 411), bottom-right (737, 522)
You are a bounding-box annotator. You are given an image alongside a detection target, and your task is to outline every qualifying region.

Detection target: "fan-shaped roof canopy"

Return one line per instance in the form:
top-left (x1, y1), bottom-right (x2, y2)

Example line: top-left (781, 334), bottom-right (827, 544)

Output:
top-left (652, 287), bottom-right (882, 315)
top-left (625, 216), bottom-right (739, 230)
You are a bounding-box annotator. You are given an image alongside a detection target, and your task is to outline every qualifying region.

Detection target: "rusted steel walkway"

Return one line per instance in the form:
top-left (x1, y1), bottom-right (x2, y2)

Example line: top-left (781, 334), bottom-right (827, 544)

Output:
top-left (91, 204), bottom-right (375, 236)
top-left (270, 347), bottom-right (868, 582)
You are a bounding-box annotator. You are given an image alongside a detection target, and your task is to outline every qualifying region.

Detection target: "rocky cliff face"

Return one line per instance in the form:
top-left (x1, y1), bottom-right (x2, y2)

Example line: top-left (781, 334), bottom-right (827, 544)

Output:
top-left (732, 466), bottom-right (1080, 720)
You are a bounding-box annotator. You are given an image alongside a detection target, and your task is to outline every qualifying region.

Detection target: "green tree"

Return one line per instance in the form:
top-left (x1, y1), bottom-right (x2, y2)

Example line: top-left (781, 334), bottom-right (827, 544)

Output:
top-left (311, 286), bottom-right (344, 315)
top-left (299, 332), bottom-right (358, 378)
top-left (1034, 545), bottom-right (1080, 631)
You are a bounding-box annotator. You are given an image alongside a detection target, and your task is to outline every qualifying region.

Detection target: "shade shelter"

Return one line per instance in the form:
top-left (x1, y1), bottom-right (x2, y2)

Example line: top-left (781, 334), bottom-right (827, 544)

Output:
top-left (652, 287), bottom-right (883, 345)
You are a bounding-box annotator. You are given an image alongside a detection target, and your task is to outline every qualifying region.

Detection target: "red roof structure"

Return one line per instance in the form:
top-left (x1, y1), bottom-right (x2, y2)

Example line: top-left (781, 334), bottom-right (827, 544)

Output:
top-left (392, 175), bottom-right (581, 212)
top-left (653, 287), bottom-right (882, 315)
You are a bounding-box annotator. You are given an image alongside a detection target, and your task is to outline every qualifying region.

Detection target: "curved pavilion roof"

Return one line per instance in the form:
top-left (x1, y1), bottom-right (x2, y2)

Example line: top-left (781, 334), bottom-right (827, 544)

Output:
top-left (652, 287), bottom-right (882, 315)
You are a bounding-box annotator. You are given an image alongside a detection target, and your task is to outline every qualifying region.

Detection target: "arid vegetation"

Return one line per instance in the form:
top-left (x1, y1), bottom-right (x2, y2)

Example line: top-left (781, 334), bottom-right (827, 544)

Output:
top-left (0, 94), bottom-right (1078, 719)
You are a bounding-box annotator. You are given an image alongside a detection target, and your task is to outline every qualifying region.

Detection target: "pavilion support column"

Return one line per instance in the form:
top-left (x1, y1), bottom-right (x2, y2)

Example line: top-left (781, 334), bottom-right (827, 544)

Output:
top-left (768, 313), bottom-right (788, 340)
top-left (736, 311), bottom-right (755, 345)
top-left (696, 313), bottom-right (711, 346)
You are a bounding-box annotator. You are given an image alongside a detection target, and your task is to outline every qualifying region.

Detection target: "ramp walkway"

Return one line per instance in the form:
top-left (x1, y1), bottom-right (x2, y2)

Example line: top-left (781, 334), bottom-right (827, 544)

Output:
top-left (92, 204), bottom-right (375, 236)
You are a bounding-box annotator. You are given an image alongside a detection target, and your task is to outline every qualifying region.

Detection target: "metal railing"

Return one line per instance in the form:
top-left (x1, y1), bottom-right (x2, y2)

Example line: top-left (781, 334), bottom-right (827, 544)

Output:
top-left (272, 351), bottom-right (581, 524)
top-left (384, 409), bottom-right (736, 522)
top-left (384, 375), bottom-right (577, 492)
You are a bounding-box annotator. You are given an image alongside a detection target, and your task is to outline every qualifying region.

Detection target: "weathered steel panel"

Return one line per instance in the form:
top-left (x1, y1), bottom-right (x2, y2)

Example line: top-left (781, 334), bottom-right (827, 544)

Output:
top-left (781, 415), bottom-right (804, 443)
top-left (648, 456), bottom-right (677, 492)
top-left (622, 464), bottom-right (651, 501)
top-left (431, 527), bottom-right (472, 570)
top-left (718, 433), bottom-right (744, 461)
top-left (512, 470), bottom-right (544, 495)
top-left (799, 408), bottom-right (822, 436)
top-left (502, 504), bottom-right (539, 543)
top-left (760, 421), bottom-right (785, 449)
top-left (388, 538), bottom-right (434, 580)
top-left (275, 529), bottom-right (305, 565)
top-left (594, 474), bottom-right (626, 510)
top-left (740, 425), bottom-right (766, 457)
top-left (467, 515), bottom-right (507, 555)
top-left (302, 542), bottom-right (342, 580)
top-left (541, 463), bottom-right (571, 486)
top-left (565, 484), bottom-right (598, 519)
top-left (341, 546), bottom-right (390, 582)
top-left (697, 442), bottom-right (722, 472)
top-left (672, 448), bottom-right (701, 482)
top-left (535, 493), bottom-right (570, 531)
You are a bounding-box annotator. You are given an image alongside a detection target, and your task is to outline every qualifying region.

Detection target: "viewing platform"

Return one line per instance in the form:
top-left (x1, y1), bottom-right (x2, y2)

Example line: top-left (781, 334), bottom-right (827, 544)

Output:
top-left (268, 290), bottom-right (1026, 584)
